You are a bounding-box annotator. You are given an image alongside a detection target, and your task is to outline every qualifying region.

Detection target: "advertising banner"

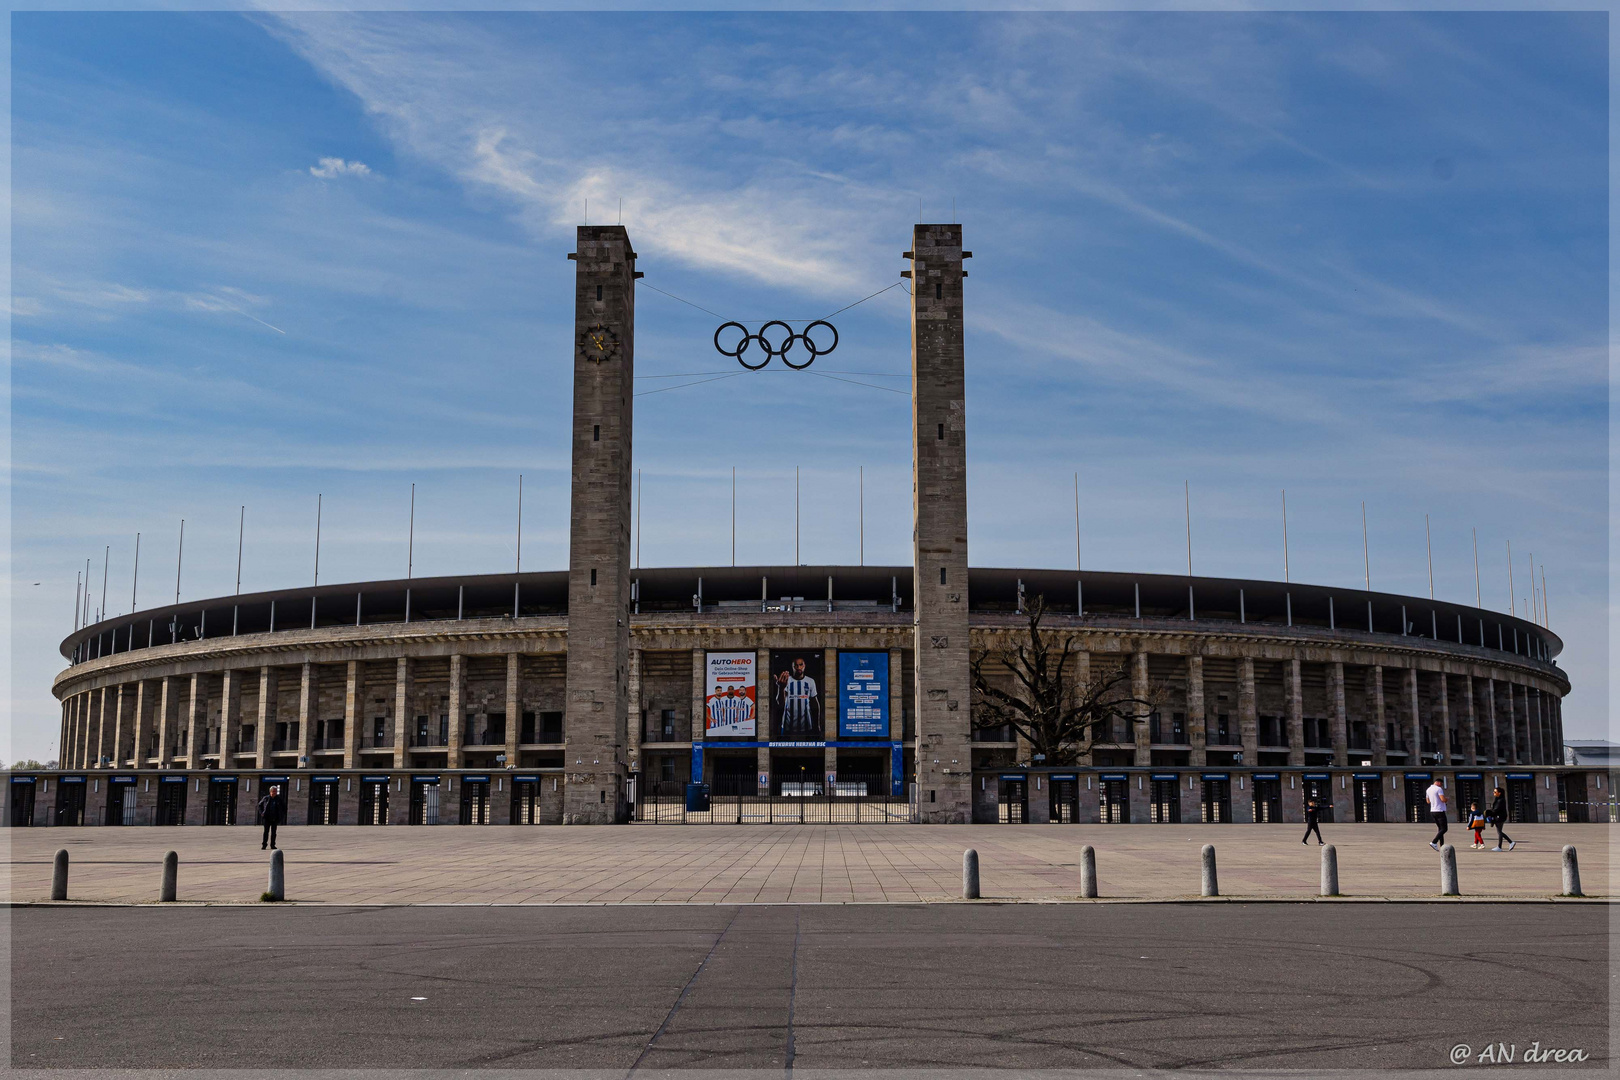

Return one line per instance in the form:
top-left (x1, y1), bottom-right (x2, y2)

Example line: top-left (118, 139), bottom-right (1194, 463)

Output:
top-left (838, 651), bottom-right (890, 738)
top-left (705, 651), bottom-right (757, 737)
top-left (769, 649), bottom-right (825, 740)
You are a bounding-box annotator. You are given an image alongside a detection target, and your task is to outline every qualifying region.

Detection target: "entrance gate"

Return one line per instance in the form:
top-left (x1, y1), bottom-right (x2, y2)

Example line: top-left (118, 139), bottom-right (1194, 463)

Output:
top-left (460, 777), bottom-right (491, 824)
top-left (1049, 775), bottom-right (1079, 823)
top-left (1301, 776), bottom-right (1334, 823)
top-left (1506, 775), bottom-right (1537, 823)
top-left (1456, 775), bottom-right (1485, 823)
top-left (998, 776), bottom-right (1027, 823)
top-left (1100, 775), bottom-right (1129, 823)
top-left (410, 778), bottom-right (440, 825)
top-left (1403, 775), bottom-right (1431, 823)
top-left (511, 777), bottom-right (543, 823)
top-left (156, 778), bottom-right (187, 824)
top-left (1252, 776), bottom-right (1282, 822)
top-left (1201, 776), bottom-right (1231, 822)
top-left (358, 777), bottom-right (390, 825)
top-left (206, 778), bottom-right (238, 825)
top-left (105, 779), bottom-right (137, 825)
top-left (633, 780), bottom-right (913, 823)
top-left (9, 778), bottom-right (35, 826)
top-left (308, 777), bottom-right (340, 825)
top-left (54, 778), bottom-right (86, 825)
top-left (1353, 775), bottom-right (1383, 822)
top-left (1149, 777), bottom-right (1180, 823)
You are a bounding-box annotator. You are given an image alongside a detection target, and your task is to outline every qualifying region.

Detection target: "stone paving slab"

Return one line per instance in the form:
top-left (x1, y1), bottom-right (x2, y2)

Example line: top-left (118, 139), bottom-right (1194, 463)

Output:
top-left (4, 822), bottom-right (1610, 905)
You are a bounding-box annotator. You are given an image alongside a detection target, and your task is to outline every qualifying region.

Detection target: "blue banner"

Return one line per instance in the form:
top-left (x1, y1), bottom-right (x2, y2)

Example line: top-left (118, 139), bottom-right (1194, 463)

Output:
top-left (838, 651), bottom-right (889, 738)
top-left (890, 743), bottom-right (903, 797)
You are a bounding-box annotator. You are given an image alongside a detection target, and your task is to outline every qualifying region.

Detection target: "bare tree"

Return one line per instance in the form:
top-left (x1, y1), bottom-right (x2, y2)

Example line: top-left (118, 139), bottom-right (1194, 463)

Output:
top-left (970, 595), bottom-right (1162, 766)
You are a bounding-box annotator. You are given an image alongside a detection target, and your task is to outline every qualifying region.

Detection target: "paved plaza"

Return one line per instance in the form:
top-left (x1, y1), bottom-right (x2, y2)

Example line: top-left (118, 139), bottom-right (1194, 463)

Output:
top-left (6, 822), bottom-right (1610, 904)
top-left (11, 904), bottom-right (1608, 1069)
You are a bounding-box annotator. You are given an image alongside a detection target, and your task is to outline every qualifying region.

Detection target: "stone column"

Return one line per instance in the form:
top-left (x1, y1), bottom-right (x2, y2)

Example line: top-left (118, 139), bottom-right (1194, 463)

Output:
top-left (184, 674), bottom-right (202, 768)
top-left (1402, 667), bottom-right (1420, 764)
top-left (1329, 662), bottom-right (1348, 766)
top-left (1460, 674), bottom-right (1477, 765)
top-left (505, 653), bottom-right (521, 768)
top-left (111, 684), bottom-right (127, 768)
top-left (256, 667), bottom-right (278, 768)
top-left (1238, 656), bottom-right (1257, 765)
top-left (1369, 667), bottom-right (1386, 766)
top-left (1131, 651), bottom-right (1151, 766)
top-left (1502, 681), bottom-right (1519, 765)
top-left (296, 663), bottom-right (315, 767)
top-left (1285, 658), bottom-right (1304, 766)
top-left (625, 647), bottom-right (642, 775)
top-left (393, 657), bottom-right (411, 768)
top-left (1482, 676), bottom-right (1499, 766)
top-left (1527, 687), bottom-right (1544, 764)
top-left (562, 224), bottom-right (637, 824)
top-left (342, 660), bottom-right (361, 768)
top-left (908, 223), bottom-right (972, 823)
top-left (756, 647), bottom-right (771, 794)
top-left (220, 669), bottom-right (241, 768)
top-left (1186, 655), bottom-right (1206, 767)
top-left (690, 649), bottom-right (706, 784)
top-left (447, 654), bottom-right (465, 768)
top-left (823, 647), bottom-right (839, 783)
top-left (131, 680), bottom-right (150, 766)
top-left (1435, 673), bottom-right (1451, 765)
top-left (157, 677), bottom-right (174, 768)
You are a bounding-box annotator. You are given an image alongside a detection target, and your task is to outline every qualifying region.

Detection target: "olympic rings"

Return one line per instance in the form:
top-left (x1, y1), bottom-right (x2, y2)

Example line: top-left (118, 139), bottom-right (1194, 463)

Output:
top-left (713, 319), bottom-right (838, 369)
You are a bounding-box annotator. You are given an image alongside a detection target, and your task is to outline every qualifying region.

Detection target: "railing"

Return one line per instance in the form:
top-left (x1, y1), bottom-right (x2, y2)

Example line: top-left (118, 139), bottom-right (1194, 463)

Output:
top-left (635, 780), bottom-right (912, 824)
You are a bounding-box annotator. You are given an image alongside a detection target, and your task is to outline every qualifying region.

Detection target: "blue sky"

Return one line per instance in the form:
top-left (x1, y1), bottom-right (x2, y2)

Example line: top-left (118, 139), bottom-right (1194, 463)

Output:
top-left (7, 11), bottom-right (1607, 760)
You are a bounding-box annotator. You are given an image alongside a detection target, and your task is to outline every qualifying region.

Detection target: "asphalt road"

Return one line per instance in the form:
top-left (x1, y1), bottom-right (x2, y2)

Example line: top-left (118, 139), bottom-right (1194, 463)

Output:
top-left (11, 904), bottom-right (1607, 1070)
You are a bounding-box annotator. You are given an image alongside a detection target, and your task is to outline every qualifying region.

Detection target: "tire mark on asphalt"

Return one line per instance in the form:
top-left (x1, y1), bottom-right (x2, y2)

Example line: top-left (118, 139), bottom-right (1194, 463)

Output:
top-left (628, 904), bottom-right (742, 1074)
top-left (784, 906), bottom-right (801, 1072)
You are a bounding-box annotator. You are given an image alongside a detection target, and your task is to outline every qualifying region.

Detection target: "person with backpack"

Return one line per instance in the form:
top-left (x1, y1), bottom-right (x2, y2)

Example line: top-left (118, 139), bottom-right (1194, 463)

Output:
top-left (257, 784), bottom-right (285, 850)
top-left (1302, 796), bottom-right (1324, 845)
top-left (1488, 786), bottom-right (1516, 851)
top-left (1466, 802), bottom-right (1486, 849)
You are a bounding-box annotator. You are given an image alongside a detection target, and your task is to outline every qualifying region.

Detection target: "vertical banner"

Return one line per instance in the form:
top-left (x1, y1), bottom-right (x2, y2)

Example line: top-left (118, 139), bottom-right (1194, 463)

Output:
top-left (769, 649), bottom-right (825, 740)
top-left (704, 652), bottom-right (757, 737)
top-left (838, 651), bottom-right (890, 738)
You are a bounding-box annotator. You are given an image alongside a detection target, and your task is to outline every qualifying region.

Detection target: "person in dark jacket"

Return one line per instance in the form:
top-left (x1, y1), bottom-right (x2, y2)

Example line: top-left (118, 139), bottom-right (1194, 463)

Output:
top-left (1302, 797), bottom-right (1324, 845)
top-left (1487, 787), bottom-right (1515, 851)
top-left (258, 785), bottom-right (285, 850)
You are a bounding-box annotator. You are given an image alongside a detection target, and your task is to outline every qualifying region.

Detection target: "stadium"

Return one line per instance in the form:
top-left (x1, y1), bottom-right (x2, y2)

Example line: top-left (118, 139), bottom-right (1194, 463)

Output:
top-left (14, 225), bottom-right (1591, 829)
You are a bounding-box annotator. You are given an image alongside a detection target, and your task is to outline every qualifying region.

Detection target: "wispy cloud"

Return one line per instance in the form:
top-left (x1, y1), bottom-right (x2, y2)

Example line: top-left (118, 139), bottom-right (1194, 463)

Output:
top-left (310, 156), bottom-right (371, 179)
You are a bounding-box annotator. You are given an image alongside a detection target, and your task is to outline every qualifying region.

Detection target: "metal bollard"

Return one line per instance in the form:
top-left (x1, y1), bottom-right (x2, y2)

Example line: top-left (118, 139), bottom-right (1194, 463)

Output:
top-left (51, 849), bottom-right (68, 901)
top-left (1562, 845), bottom-right (1582, 897)
top-left (962, 848), bottom-right (980, 900)
top-left (1320, 844), bottom-right (1339, 897)
top-left (160, 851), bottom-right (178, 902)
top-left (1080, 845), bottom-right (1097, 899)
top-left (1440, 844), bottom-right (1459, 896)
top-left (1200, 844), bottom-right (1218, 897)
top-left (266, 849), bottom-right (285, 902)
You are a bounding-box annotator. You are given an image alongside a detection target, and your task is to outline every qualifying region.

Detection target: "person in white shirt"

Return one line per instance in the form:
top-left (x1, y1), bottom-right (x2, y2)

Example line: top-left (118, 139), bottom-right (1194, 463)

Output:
top-left (1425, 778), bottom-right (1449, 850)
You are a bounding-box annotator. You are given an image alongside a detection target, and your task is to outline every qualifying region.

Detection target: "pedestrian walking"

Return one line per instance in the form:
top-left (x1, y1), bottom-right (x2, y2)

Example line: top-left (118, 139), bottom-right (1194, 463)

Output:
top-left (1425, 777), bottom-right (1448, 850)
top-left (1466, 802), bottom-right (1486, 849)
top-left (1487, 786), bottom-right (1516, 851)
top-left (1301, 796), bottom-right (1324, 845)
top-left (258, 785), bottom-right (285, 850)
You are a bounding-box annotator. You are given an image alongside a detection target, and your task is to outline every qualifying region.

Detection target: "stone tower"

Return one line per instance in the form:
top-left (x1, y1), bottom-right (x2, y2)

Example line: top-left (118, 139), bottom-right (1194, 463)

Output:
top-left (907, 224), bottom-right (972, 823)
top-left (563, 225), bottom-right (638, 824)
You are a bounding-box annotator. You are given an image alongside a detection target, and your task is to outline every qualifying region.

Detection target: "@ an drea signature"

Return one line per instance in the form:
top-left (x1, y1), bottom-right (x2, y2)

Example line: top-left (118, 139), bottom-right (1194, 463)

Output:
top-left (1451, 1042), bottom-right (1590, 1065)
